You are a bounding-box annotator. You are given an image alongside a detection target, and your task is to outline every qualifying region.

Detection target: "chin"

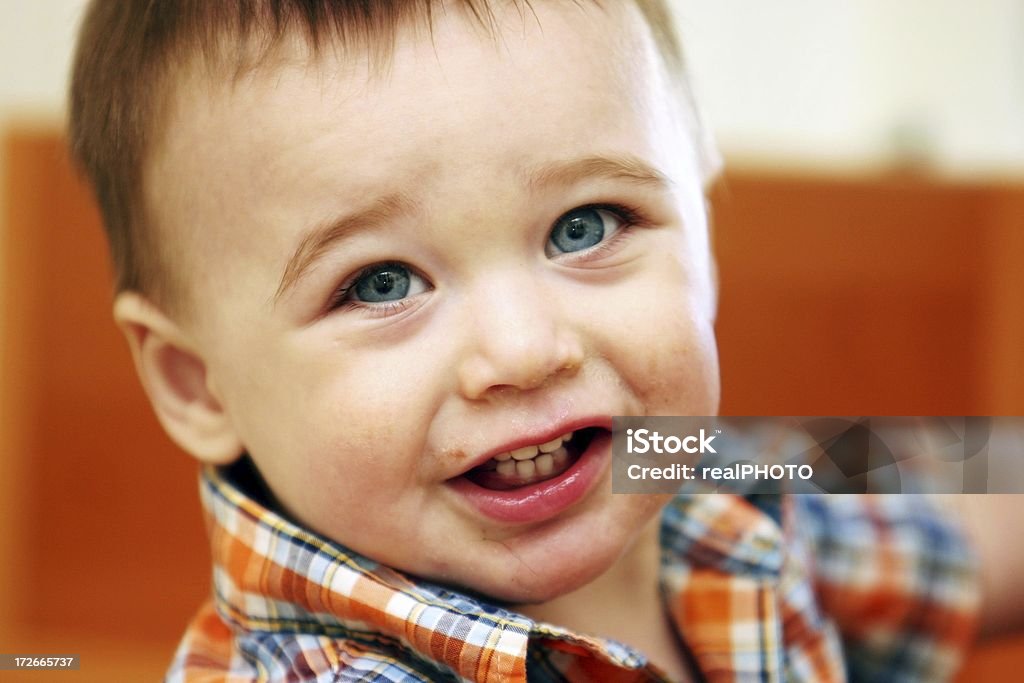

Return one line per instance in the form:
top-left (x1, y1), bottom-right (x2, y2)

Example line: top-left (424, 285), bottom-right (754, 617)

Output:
top-left (463, 533), bottom-right (631, 606)
top-left (420, 493), bottom-right (669, 607)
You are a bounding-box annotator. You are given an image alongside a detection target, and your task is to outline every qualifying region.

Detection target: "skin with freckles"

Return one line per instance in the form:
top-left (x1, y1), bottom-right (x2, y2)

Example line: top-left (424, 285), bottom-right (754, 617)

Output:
top-left (139, 1), bottom-right (718, 609)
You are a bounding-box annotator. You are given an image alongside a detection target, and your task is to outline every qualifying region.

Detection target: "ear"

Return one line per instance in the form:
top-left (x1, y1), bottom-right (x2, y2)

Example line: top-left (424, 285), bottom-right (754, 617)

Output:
top-left (113, 291), bottom-right (243, 464)
top-left (702, 195), bottom-right (720, 324)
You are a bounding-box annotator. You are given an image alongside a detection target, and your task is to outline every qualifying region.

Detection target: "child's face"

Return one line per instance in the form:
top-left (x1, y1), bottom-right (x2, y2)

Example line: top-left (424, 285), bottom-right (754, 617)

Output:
top-left (149, 2), bottom-right (718, 602)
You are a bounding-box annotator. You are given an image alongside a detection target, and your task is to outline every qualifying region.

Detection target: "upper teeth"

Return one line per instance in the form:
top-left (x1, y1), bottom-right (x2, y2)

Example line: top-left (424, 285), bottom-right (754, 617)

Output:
top-left (494, 432), bottom-right (573, 462)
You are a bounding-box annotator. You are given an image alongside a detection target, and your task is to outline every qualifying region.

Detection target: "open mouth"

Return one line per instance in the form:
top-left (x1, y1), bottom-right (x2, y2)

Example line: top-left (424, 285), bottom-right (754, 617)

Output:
top-left (463, 427), bottom-right (600, 491)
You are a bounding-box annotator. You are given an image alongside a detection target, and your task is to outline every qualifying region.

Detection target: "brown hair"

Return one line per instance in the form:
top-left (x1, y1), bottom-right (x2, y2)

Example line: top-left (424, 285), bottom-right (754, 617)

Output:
top-left (68, 0), bottom-right (695, 310)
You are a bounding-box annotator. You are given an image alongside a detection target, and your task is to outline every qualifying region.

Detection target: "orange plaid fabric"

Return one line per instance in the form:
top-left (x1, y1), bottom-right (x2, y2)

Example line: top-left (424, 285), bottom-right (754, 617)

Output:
top-left (166, 462), bottom-right (979, 682)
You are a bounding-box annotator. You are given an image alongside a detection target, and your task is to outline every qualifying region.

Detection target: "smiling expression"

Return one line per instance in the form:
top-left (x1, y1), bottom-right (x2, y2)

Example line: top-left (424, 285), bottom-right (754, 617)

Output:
top-left (148, 1), bottom-right (719, 602)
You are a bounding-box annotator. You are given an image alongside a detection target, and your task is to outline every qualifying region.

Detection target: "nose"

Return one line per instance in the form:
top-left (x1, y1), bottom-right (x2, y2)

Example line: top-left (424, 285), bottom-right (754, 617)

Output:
top-left (456, 272), bottom-right (584, 400)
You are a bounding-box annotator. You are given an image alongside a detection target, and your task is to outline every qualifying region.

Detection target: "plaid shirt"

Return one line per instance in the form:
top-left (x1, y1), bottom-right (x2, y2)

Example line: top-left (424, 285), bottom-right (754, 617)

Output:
top-left (166, 463), bottom-right (978, 682)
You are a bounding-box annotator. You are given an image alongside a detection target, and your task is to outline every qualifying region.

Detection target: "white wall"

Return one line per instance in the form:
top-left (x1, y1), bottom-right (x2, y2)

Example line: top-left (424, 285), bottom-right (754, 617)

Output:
top-left (678, 0), bottom-right (1024, 177)
top-left (0, 0), bottom-right (85, 116)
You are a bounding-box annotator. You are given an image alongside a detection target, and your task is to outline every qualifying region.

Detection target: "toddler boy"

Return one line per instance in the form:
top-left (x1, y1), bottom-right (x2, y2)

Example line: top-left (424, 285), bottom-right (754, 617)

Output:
top-left (70, 1), bottom-right (993, 680)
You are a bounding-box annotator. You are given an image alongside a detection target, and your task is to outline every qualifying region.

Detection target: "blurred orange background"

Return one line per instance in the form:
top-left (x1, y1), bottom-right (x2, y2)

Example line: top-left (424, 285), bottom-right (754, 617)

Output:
top-left (3, 1), bottom-right (1024, 680)
top-left (1, 130), bottom-right (1021, 680)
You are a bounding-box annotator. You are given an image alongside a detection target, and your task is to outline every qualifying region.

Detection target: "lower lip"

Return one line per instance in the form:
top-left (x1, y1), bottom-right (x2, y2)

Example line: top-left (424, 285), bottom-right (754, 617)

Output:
top-left (446, 430), bottom-right (611, 525)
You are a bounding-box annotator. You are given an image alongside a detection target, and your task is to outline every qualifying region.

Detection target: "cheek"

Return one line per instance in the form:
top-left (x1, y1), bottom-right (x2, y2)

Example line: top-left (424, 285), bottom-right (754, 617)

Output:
top-left (589, 248), bottom-right (720, 415)
top-left (651, 309), bottom-right (720, 414)
top-left (237, 342), bottom-right (444, 524)
top-left (303, 351), bottom-right (437, 473)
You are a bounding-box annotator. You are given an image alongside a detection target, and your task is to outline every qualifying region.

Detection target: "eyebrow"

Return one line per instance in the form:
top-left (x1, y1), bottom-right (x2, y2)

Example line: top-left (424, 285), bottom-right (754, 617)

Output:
top-left (275, 192), bottom-right (417, 302)
top-left (524, 154), bottom-right (672, 193)
top-left (275, 154), bottom-right (671, 302)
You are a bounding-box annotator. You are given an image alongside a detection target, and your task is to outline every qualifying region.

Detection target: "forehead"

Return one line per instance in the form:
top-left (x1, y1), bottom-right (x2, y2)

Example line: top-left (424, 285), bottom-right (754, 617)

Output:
top-left (147, 1), bottom-right (695, 320)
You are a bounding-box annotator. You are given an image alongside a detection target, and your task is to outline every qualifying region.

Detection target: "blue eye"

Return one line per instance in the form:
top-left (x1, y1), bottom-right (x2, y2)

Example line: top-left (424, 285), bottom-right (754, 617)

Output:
top-left (352, 264), bottom-right (412, 302)
top-left (547, 207), bottom-right (628, 257)
top-left (549, 208), bottom-right (604, 253)
top-left (329, 261), bottom-right (430, 314)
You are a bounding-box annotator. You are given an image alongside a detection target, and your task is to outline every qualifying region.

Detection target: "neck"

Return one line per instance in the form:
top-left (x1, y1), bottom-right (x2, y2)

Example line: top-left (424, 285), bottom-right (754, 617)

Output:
top-left (515, 514), bottom-right (692, 680)
top-left (515, 513), bottom-right (664, 644)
